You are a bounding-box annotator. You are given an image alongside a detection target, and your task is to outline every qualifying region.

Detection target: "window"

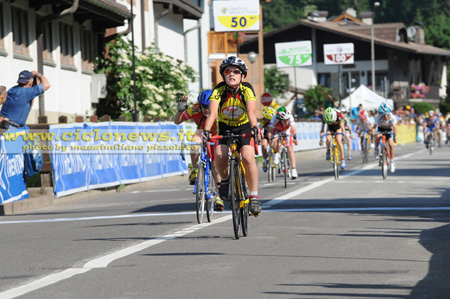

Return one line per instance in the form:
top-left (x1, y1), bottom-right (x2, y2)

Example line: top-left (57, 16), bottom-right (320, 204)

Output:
top-left (60, 23), bottom-right (74, 66)
top-left (343, 72), bottom-right (360, 91)
top-left (43, 22), bottom-right (53, 61)
top-left (367, 72), bottom-right (388, 89)
top-left (318, 73), bottom-right (331, 87)
top-left (81, 29), bottom-right (94, 70)
top-left (0, 3), bottom-right (5, 51)
top-left (12, 7), bottom-right (30, 55)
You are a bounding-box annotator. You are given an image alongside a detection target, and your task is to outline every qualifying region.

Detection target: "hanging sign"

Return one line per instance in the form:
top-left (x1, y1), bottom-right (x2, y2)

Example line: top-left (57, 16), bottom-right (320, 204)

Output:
top-left (275, 41), bottom-right (312, 67)
top-left (323, 43), bottom-right (354, 65)
top-left (213, 0), bottom-right (260, 32)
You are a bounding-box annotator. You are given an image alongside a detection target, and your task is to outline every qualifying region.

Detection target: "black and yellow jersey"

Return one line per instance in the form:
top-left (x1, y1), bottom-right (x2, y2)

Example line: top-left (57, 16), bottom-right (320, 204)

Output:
top-left (210, 82), bottom-right (257, 127)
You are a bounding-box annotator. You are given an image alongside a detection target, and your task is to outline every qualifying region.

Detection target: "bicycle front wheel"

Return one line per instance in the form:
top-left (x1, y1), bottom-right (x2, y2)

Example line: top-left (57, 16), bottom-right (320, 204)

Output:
top-left (195, 165), bottom-right (206, 224)
top-left (229, 160), bottom-right (240, 239)
top-left (239, 163), bottom-right (249, 237)
top-left (381, 146), bottom-right (388, 179)
top-left (332, 144), bottom-right (339, 180)
top-left (282, 151), bottom-right (288, 188)
top-left (267, 153), bottom-right (273, 183)
top-left (206, 167), bottom-right (215, 222)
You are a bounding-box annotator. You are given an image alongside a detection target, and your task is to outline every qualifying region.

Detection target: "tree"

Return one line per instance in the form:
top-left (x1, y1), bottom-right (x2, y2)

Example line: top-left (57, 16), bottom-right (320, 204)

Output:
top-left (262, 0), bottom-right (308, 33)
top-left (96, 37), bottom-right (196, 120)
top-left (264, 66), bottom-right (290, 98)
top-left (303, 85), bottom-right (335, 114)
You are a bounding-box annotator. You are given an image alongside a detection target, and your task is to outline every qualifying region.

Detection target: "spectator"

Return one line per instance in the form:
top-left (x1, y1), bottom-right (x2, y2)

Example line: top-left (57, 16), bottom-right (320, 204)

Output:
top-left (351, 104), bottom-right (363, 120)
top-left (0, 86), bottom-right (8, 123)
top-left (310, 110), bottom-right (322, 122)
top-left (1, 70), bottom-right (51, 130)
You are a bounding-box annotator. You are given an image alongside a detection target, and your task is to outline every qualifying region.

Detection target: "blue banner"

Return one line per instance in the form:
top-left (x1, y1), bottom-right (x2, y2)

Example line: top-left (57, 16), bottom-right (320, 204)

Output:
top-left (49, 122), bottom-right (190, 197)
top-left (0, 127), bottom-right (29, 204)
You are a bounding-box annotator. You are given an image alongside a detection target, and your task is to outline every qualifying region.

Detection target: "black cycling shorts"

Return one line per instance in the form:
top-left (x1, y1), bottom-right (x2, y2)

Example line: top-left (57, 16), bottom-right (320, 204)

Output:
top-left (218, 122), bottom-right (254, 151)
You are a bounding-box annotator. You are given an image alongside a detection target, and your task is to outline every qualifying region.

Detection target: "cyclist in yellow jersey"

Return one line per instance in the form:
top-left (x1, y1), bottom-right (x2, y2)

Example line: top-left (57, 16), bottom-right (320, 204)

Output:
top-left (203, 56), bottom-right (262, 216)
top-left (260, 106), bottom-right (276, 172)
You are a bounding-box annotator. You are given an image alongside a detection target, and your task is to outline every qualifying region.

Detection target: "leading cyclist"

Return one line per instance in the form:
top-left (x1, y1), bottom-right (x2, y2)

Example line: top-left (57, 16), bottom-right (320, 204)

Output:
top-left (268, 106), bottom-right (299, 179)
top-left (203, 56), bottom-right (262, 216)
top-left (320, 107), bottom-right (347, 169)
top-left (374, 102), bottom-right (398, 173)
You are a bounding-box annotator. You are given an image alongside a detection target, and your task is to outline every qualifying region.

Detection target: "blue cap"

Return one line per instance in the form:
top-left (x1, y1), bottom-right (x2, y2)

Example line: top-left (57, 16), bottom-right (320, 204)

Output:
top-left (17, 70), bottom-right (33, 84)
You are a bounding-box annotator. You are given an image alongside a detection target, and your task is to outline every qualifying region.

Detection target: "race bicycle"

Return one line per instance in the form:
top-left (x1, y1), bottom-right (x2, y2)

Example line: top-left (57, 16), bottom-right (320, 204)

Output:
top-left (208, 132), bottom-right (258, 239)
top-left (428, 129), bottom-right (436, 155)
top-left (272, 133), bottom-right (292, 188)
top-left (322, 133), bottom-right (344, 180)
top-left (378, 131), bottom-right (393, 179)
top-left (194, 140), bottom-right (217, 224)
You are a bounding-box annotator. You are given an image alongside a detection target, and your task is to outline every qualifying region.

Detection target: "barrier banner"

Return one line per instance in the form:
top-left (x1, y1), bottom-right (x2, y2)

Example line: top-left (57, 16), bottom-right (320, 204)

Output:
top-left (49, 122), bottom-right (191, 197)
top-left (0, 128), bottom-right (29, 204)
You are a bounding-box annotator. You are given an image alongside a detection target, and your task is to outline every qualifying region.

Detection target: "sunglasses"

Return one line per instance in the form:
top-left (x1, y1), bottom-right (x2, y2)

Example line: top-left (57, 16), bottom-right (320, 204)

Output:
top-left (223, 69), bottom-right (242, 75)
top-left (201, 104), bottom-right (209, 109)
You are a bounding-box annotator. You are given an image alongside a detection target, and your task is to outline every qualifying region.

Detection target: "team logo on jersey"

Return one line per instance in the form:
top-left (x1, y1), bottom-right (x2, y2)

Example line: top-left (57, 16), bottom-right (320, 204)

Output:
top-left (222, 106), bottom-right (244, 119)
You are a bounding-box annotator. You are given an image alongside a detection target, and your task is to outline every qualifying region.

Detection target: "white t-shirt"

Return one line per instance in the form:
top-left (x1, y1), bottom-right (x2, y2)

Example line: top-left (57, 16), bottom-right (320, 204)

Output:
top-left (376, 113), bottom-right (397, 129)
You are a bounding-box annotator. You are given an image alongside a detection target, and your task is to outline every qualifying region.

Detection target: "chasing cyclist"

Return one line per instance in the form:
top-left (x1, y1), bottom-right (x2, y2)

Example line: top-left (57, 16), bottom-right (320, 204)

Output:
top-left (356, 109), bottom-right (376, 157)
top-left (203, 56), bottom-right (262, 216)
top-left (374, 102), bottom-right (397, 173)
top-left (174, 90), bottom-right (222, 210)
top-left (268, 106), bottom-right (299, 179)
top-left (320, 107), bottom-right (347, 169)
top-left (422, 110), bottom-right (440, 148)
top-left (260, 106), bottom-right (276, 172)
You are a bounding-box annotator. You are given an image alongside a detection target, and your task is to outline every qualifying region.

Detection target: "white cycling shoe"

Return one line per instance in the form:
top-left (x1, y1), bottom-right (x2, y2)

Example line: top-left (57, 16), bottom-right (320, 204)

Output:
top-left (274, 153), bottom-right (280, 165)
top-left (389, 160), bottom-right (396, 173)
top-left (291, 168), bottom-right (298, 179)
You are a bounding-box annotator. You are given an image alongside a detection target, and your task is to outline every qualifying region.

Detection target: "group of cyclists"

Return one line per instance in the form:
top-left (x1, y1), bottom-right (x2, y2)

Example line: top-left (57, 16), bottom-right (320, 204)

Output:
top-left (175, 55), bottom-right (446, 218)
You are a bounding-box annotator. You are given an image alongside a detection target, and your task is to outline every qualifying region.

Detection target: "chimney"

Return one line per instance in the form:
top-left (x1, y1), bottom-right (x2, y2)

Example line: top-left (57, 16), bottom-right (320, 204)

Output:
top-left (360, 11), bottom-right (373, 25)
top-left (415, 26), bottom-right (425, 44)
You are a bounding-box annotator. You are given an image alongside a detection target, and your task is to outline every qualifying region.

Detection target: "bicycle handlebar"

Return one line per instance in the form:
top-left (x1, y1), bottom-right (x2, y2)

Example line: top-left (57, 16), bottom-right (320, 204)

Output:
top-left (207, 133), bottom-right (259, 157)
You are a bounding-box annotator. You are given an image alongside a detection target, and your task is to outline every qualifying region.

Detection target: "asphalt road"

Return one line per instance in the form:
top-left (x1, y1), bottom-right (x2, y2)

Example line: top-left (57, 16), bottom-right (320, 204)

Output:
top-left (0, 143), bottom-right (449, 299)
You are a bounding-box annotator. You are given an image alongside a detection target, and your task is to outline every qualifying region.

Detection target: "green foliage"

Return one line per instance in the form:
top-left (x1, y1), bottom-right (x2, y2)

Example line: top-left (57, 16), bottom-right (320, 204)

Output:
top-left (303, 85), bottom-right (334, 114)
top-left (439, 97), bottom-right (450, 115)
top-left (96, 37), bottom-right (197, 120)
top-left (413, 102), bottom-right (435, 115)
top-left (261, 0), bottom-right (308, 33)
top-left (264, 66), bottom-right (290, 98)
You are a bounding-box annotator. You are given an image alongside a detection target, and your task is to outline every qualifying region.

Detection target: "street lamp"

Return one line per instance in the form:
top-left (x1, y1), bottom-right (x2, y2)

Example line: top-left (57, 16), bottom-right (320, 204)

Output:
top-left (371, 1), bottom-right (380, 92)
top-left (248, 51), bottom-right (258, 86)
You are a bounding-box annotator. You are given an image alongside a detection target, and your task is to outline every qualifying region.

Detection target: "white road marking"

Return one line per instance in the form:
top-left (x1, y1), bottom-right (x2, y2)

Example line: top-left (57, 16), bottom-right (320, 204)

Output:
top-left (0, 216), bottom-right (231, 299)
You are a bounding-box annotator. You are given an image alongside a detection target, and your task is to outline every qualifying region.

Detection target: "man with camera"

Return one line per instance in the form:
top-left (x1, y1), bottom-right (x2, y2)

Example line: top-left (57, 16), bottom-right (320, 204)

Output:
top-left (1, 70), bottom-right (51, 130)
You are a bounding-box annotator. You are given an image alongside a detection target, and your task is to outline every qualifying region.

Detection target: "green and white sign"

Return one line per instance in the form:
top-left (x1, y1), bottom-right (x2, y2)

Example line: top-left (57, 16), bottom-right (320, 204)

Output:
top-left (275, 41), bottom-right (312, 68)
top-left (213, 0), bottom-right (260, 32)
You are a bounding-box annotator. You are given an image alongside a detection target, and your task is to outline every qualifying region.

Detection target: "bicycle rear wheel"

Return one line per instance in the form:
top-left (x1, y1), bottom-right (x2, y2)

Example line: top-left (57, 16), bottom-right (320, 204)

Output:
top-left (282, 151), bottom-right (288, 188)
top-left (381, 146), bottom-right (388, 179)
top-left (195, 165), bottom-right (206, 224)
top-left (239, 163), bottom-right (249, 237)
top-left (205, 167), bottom-right (215, 222)
top-left (229, 160), bottom-right (240, 239)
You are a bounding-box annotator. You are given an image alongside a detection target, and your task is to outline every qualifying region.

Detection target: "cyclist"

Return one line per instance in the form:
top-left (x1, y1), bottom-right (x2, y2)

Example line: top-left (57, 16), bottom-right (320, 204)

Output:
top-left (174, 91), bottom-right (224, 210)
top-left (340, 107), bottom-right (353, 160)
top-left (422, 110), bottom-right (440, 148)
top-left (203, 56), bottom-right (262, 216)
top-left (374, 102), bottom-right (397, 172)
top-left (268, 106), bottom-right (299, 179)
top-left (356, 110), bottom-right (376, 156)
top-left (320, 107), bottom-right (347, 169)
top-left (446, 112), bottom-right (450, 144)
top-left (260, 106), bottom-right (276, 172)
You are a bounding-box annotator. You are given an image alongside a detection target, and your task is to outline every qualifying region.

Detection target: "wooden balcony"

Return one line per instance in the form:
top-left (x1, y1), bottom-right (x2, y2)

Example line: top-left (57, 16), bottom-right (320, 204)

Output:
top-left (207, 31), bottom-right (237, 55)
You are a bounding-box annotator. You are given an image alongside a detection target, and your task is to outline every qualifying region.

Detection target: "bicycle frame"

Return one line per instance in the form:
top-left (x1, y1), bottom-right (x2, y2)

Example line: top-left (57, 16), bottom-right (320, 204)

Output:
top-left (194, 141), bottom-right (216, 223)
top-left (323, 133), bottom-right (344, 180)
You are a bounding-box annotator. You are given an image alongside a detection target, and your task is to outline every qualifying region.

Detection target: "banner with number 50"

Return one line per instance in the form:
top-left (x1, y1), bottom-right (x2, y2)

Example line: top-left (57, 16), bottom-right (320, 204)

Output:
top-left (323, 43), bottom-right (354, 65)
top-left (213, 0), bottom-right (260, 32)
